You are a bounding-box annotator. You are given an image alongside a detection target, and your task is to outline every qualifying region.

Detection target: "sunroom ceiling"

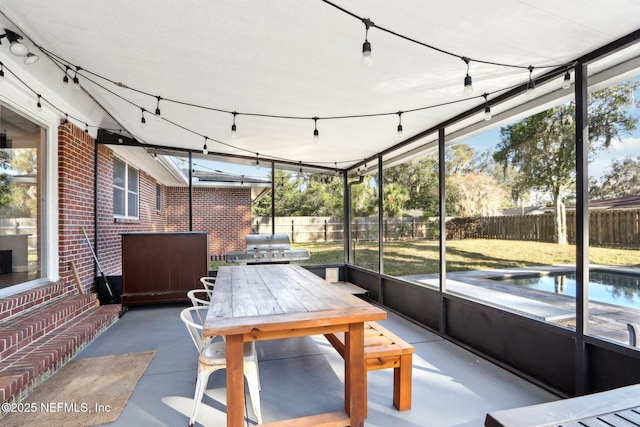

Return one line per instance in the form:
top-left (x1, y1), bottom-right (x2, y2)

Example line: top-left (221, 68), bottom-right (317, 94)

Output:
top-left (0, 1), bottom-right (639, 174)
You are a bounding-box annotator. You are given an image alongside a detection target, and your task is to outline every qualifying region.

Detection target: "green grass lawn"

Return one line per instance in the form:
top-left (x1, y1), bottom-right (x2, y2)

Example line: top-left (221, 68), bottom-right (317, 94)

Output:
top-left (292, 239), bottom-right (640, 277)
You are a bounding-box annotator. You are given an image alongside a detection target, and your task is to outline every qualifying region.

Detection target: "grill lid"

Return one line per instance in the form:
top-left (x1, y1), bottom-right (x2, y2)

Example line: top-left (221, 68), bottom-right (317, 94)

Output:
top-left (225, 233), bottom-right (310, 263)
top-left (246, 233), bottom-right (291, 252)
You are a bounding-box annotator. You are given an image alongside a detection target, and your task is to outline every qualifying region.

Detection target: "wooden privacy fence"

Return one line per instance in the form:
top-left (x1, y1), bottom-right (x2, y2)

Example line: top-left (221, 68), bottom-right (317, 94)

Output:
top-left (252, 216), bottom-right (438, 243)
top-left (477, 210), bottom-right (640, 245)
top-left (254, 210), bottom-right (640, 246)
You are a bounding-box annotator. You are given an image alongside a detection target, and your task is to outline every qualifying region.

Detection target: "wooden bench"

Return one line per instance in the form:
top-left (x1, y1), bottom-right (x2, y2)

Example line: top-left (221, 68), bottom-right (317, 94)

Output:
top-left (324, 321), bottom-right (414, 411)
top-left (485, 383), bottom-right (640, 427)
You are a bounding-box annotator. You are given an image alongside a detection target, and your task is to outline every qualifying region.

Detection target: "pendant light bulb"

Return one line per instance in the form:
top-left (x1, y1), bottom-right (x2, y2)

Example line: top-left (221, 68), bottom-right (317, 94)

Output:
top-left (484, 105), bottom-right (492, 121)
top-left (140, 109), bottom-right (146, 128)
top-left (483, 94), bottom-right (491, 121)
top-left (0, 64), bottom-right (5, 82)
top-left (62, 66), bottom-right (70, 88)
top-left (526, 66), bottom-right (535, 98)
top-left (526, 79), bottom-right (535, 98)
top-left (362, 40), bottom-right (372, 67)
top-left (6, 30), bottom-right (28, 57)
top-left (203, 137), bottom-right (208, 155)
top-left (155, 96), bottom-right (162, 121)
top-left (255, 154), bottom-right (260, 169)
top-left (36, 95), bottom-right (42, 111)
top-left (72, 74), bottom-right (80, 90)
top-left (462, 57), bottom-right (473, 96)
top-left (313, 117), bottom-right (319, 142)
top-left (23, 53), bottom-right (39, 65)
top-left (463, 74), bottom-right (473, 95)
top-left (361, 18), bottom-right (373, 67)
top-left (396, 112), bottom-right (403, 138)
top-left (231, 112), bottom-right (238, 138)
top-left (562, 70), bottom-right (571, 89)
top-left (10, 41), bottom-right (27, 56)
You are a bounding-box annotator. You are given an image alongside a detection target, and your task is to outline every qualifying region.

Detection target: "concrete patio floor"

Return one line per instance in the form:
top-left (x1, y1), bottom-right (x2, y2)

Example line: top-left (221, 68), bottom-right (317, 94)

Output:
top-left (73, 301), bottom-right (558, 426)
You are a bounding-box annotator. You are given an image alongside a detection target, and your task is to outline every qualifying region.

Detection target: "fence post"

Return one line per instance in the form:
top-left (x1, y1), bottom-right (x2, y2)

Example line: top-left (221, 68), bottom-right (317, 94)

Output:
top-left (291, 219), bottom-right (295, 243)
top-left (324, 219), bottom-right (327, 242)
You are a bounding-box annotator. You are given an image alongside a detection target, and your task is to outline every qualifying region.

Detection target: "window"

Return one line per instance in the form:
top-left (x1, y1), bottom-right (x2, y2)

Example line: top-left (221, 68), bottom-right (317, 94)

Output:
top-left (0, 103), bottom-right (46, 290)
top-left (113, 157), bottom-right (139, 218)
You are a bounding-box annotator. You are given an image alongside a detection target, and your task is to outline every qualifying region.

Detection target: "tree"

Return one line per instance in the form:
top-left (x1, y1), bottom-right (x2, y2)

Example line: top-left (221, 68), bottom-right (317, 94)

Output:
top-left (494, 81), bottom-right (638, 244)
top-left (383, 153), bottom-right (465, 217)
top-left (383, 157), bottom-right (438, 216)
top-left (252, 170), bottom-right (344, 217)
top-left (382, 182), bottom-right (409, 217)
top-left (449, 173), bottom-right (508, 217)
top-left (590, 156), bottom-right (640, 200)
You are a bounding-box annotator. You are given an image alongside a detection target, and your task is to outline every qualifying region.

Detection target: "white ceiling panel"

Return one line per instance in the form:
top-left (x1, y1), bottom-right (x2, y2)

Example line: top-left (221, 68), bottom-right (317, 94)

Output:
top-left (0, 0), bottom-right (638, 173)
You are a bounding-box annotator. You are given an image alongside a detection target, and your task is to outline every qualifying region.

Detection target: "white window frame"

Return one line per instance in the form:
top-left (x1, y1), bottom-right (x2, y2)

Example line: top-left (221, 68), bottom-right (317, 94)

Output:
top-left (113, 157), bottom-right (139, 219)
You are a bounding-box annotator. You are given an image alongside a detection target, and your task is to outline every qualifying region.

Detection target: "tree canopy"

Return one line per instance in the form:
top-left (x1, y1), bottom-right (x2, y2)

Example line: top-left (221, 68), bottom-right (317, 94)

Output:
top-left (590, 156), bottom-right (640, 199)
top-left (493, 80), bottom-right (638, 244)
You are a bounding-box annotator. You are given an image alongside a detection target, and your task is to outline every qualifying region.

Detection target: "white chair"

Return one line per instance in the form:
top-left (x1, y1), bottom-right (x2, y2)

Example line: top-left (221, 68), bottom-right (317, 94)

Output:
top-left (200, 277), bottom-right (215, 297)
top-left (180, 307), bottom-right (262, 426)
top-left (186, 289), bottom-right (210, 324)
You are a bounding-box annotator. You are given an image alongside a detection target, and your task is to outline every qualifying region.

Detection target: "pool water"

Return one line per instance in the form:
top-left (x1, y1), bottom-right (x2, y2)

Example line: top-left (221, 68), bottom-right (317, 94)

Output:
top-left (495, 270), bottom-right (640, 309)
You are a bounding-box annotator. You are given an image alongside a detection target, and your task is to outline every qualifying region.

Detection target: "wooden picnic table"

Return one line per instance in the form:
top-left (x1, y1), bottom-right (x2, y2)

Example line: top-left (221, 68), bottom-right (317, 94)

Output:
top-left (203, 264), bottom-right (387, 427)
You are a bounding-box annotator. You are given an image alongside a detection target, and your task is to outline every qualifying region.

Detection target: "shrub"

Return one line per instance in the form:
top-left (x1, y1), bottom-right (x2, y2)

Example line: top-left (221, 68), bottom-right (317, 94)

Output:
top-left (446, 217), bottom-right (483, 240)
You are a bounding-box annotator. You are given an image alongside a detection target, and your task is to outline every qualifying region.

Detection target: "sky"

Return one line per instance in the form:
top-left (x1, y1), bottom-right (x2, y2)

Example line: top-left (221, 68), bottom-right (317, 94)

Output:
top-left (464, 81), bottom-right (640, 181)
top-left (465, 128), bottom-right (640, 180)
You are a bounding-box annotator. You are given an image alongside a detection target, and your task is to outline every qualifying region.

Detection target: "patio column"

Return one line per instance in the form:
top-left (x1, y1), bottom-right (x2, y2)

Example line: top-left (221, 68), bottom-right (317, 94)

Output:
top-left (188, 152), bottom-right (193, 231)
top-left (378, 156), bottom-right (384, 275)
top-left (574, 61), bottom-right (589, 395)
top-left (438, 127), bottom-right (447, 336)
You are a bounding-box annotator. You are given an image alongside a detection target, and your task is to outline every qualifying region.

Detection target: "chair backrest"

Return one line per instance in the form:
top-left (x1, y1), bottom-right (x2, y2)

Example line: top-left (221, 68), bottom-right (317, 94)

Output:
top-left (200, 276), bottom-right (215, 296)
top-left (187, 289), bottom-right (210, 323)
top-left (180, 306), bottom-right (209, 352)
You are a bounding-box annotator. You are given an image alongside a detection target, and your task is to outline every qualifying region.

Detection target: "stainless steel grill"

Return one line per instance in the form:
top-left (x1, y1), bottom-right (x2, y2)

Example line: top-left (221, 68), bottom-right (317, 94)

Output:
top-left (225, 234), bottom-right (310, 264)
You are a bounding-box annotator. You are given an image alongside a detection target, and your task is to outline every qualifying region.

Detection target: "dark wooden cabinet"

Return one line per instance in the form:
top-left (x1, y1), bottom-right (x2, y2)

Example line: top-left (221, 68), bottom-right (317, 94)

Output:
top-left (121, 232), bottom-right (208, 305)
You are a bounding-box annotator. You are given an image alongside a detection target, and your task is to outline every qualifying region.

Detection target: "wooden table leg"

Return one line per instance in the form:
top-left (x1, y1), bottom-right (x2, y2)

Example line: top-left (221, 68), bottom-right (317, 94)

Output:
top-left (345, 322), bottom-right (365, 427)
top-left (226, 334), bottom-right (245, 427)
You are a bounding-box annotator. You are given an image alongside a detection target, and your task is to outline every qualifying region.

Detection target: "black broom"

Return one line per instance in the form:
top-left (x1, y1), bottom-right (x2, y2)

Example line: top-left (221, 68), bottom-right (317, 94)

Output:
top-left (81, 226), bottom-right (118, 303)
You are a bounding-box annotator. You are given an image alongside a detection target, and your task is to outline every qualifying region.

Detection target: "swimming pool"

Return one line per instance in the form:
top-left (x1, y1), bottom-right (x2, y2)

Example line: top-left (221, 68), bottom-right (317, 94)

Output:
top-left (494, 270), bottom-right (640, 309)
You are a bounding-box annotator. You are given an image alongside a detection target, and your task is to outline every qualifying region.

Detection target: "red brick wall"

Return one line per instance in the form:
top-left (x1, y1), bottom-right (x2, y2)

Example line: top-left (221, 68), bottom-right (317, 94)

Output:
top-left (57, 122), bottom-right (252, 291)
top-left (58, 122), bottom-right (96, 294)
top-left (95, 145), bottom-right (167, 276)
top-left (165, 187), bottom-right (252, 259)
top-left (57, 122), bottom-right (167, 292)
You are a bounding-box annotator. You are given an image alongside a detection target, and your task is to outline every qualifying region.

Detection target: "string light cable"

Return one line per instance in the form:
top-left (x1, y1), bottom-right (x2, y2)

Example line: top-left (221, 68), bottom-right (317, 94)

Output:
top-left (37, 46), bottom-right (528, 166)
top-left (14, 45), bottom-right (572, 173)
top-left (5, 10), bottom-right (576, 171)
top-left (33, 32), bottom-right (573, 141)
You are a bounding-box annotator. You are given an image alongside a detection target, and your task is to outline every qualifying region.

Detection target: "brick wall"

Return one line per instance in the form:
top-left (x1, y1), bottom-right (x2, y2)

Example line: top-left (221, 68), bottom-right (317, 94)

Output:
top-left (95, 145), bottom-right (167, 276)
top-left (58, 122), bottom-right (99, 294)
top-left (165, 187), bottom-right (252, 259)
top-left (57, 122), bottom-right (167, 292)
top-left (57, 122), bottom-right (252, 291)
